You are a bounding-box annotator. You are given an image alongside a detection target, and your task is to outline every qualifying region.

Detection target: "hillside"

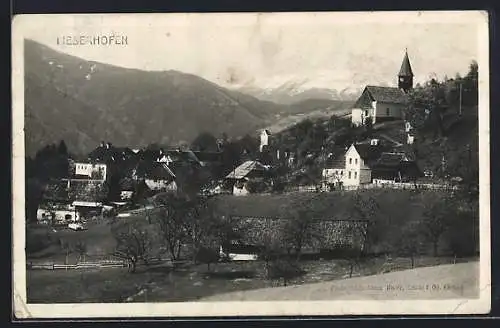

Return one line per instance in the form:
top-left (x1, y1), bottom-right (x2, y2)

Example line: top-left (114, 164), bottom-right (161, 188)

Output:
top-left (24, 39), bottom-right (293, 156)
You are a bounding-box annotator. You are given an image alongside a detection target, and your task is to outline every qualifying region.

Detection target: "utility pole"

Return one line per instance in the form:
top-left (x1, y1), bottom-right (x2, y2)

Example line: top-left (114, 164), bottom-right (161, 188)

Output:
top-left (459, 82), bottom-right (463, 116)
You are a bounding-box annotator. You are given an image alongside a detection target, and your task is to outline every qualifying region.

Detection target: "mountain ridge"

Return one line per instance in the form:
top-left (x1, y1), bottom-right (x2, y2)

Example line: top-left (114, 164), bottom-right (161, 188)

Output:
top-left (24, 39), bottom-right (292, 156)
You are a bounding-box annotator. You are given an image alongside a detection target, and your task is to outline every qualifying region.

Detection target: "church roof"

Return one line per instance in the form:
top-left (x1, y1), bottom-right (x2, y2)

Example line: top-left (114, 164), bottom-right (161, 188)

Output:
top-left (399, 51), bottom-right (414, 77)
top-left (366, 86), bottom-right (408, 104)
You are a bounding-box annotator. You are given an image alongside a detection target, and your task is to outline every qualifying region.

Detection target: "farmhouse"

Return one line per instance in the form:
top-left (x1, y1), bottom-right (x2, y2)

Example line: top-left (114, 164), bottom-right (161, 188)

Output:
top-left (322, 141), bottom-right (421, 188)
top-left (133, 160), bottom-right (178, 192)
top-left (36, 203), bottom-right (80, 224)
top-left (73, 162), bottom-right (107, 181)
top-left (224, 160), bottom-right (270, 196)
top-left (351, 50), bottom-right (413, 126)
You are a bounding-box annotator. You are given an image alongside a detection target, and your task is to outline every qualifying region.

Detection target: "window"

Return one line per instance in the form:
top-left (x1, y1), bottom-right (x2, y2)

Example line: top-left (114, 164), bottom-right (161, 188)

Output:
top-left (386, 108), bottom-right (390, 116)
top-left (355, 158), bottom-right (358, 165)
top-left (349, 158), bottom-right (352, 164)
top-left (365, 110), bottom-right (368, 116)
top-left (354, 172), bottom-right (358, 179)
top-left (341, 171), bottom-right (343, 176)
top-left (348, 171), bottom-right (352, 179)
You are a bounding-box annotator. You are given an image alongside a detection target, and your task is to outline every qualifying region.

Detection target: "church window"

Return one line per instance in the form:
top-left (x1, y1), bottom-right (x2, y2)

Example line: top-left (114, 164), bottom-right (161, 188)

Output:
top-left (349, 158), bottom-right (352, 164)
top-left (355, 158), bottom-right (358, 165)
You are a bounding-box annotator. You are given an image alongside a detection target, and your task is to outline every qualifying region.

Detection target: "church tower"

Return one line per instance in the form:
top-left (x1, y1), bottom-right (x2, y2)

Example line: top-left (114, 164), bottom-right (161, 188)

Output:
top-left (398, 49), bottom-right (414, 93)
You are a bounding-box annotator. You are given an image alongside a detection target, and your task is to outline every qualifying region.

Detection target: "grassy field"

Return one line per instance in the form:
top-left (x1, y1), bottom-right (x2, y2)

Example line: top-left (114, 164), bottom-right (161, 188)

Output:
top-left (27, 255), bottom-right (476, 303)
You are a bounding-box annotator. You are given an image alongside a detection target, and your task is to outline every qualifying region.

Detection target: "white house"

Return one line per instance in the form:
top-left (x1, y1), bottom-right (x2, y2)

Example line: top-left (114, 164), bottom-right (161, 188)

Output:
top-left (351, 86), bottom-right (409, 126)
top-left (351, 50), bottom-right (414, 126)
top-left (322, 142), bottom-right (388, 188)
top-left (37, 205), bottom-right (80, 223)
top-left (259, 129), bottom-right (271, 152)
top-left (323, 142), bottom-right (422, 189)
top-left (74, 162), bottom-right (107, 181)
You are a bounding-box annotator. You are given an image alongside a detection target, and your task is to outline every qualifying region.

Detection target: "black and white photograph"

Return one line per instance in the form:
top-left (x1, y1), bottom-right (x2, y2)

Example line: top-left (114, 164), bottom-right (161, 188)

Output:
top-left (12, 11), bottom-right (490, 317)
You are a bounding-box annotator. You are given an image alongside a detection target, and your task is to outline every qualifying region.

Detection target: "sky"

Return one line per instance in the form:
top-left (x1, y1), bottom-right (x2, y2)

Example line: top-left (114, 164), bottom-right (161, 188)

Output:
top-left (17, 12), bottom-right (484, 91)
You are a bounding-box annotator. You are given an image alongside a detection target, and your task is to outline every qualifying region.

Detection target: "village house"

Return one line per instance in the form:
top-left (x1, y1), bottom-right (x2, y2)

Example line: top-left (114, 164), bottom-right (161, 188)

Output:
top-left (224, 160), bottom-right (271, 196)
top-left (36, 203), bottom-right (80, 224)
top-left (73, 162), bottom-right (107, 181)
top-left (259, 129), bottom-right (272, 152)
top-left (322, 140), bottom-right (421, 189)
top-left (351, 50), bottom-right (414, 126)
top-left (133, 160), bottom-right (178, 192)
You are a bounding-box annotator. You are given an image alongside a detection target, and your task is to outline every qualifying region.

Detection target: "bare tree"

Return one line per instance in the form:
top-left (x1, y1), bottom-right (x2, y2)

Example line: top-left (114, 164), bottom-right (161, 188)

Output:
top-left (74, 239), bottom-right (87, 263)
top-left (282, 209), bottom-right (317, 261)
top-left (111, 220), bottom-right (153, 273)
top-left (154, 195), bottom-right (192, 264)
top-left (397, 222), bottom-right (423, 268)
top-left (421, 193), bottom-right (453, 257)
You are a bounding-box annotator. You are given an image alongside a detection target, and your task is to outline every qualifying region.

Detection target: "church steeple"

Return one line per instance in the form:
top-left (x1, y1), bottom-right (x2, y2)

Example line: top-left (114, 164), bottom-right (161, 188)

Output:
top-left (398, 48), bottom-right (413, 93)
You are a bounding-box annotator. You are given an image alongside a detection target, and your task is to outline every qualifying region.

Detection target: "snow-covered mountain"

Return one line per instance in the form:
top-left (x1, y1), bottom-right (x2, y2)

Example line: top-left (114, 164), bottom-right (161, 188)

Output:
top-left (233, 79), bottom-right (361, 105)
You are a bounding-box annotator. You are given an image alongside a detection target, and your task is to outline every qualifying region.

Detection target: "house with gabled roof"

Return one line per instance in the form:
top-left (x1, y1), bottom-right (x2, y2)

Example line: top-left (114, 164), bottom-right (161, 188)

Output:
top-left (224, 160), bottom-right (271, 195)
top-left (322, 140), bottom-right (422, 188)
top-left (351, 50), bottom-right (414, 126)
top-left (132, 160), bottom-right (178, 192)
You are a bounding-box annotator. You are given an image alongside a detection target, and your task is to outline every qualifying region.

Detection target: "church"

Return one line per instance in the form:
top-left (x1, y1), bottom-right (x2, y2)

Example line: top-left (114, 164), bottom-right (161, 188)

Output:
top-left (351, 50), bottom-right (414, 126)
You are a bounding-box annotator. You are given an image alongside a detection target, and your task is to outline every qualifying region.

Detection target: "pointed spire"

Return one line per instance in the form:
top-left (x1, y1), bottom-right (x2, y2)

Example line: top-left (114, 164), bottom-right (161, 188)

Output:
top-left (399, 49), bottom-right (414, 77)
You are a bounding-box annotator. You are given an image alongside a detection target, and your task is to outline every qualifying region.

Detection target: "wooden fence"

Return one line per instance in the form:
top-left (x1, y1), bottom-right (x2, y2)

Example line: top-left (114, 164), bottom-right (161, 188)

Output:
top-left (27, 259), bottom-right (127, 270)
top-left (285, 182), bottom-right (458, 193)
top-left (27, 257), bottom-right (188, 271)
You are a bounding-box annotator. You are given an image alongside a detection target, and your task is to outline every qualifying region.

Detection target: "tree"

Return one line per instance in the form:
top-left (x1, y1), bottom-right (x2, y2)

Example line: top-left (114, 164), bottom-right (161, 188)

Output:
top-left (74, 240), bottom-right (87, 263)
top-left (421, 193), bottom-right (453, 256)
top-left (348, 192), bottom-right (379, 253)
top-left (57, 140), bottom-right (68, 156)
top-left (191, 132), bottom-right (218, 152)
top-left (281, 208), bottom-right (317, 261)
top-left (111, 220), bottom-right (154, 273)
top-left (397, 222), bottom-right (424, 268)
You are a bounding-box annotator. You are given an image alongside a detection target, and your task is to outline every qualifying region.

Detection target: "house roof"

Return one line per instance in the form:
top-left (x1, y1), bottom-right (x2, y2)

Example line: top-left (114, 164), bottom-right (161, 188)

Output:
top-left (67, 180), bottom-right (107, 202)
top-left (134, 160), bottom-right (176, 181)
top-left (325, 154), bottom-right (345, 169)
top-left (191, 151), bottom-right (223, 163)
top-left (225, 160), bottom-right (267, 180)
top-left (43, 180), bottom-right (69, 201)
top-left (399, 51), bottom-right (414, 77)
top-left (376, 152), bottom-right (408, 167)
top-left (353, 144), bottom-right (386, 165)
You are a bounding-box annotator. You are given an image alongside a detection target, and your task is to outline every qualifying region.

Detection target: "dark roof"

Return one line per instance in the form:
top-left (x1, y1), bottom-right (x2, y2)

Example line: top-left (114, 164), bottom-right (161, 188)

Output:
top-left (134, 160), bottom-right (176, 181)
top-left (376, 152), bottom-right (407, 167)
top-left (399, 51), bottom-right (414, 77)
top-left (191, 151), bottom-right (223, 163)
top-left (353, 144), bottom-right (386, 165)
top-left (68, 180), bottom-right (107, 202)
top-left (88, 145), bottom-right (137, 163)
top-left (165, 149), bottom-right (202, 166)
top-left (119, 178), bottom-right (135, 191)
top-left (43, 180), bottom-right (69, 201)
top-left (365, 86), bottom-right (408, 104)
top-left (325, 154), bottom-right (345, 169)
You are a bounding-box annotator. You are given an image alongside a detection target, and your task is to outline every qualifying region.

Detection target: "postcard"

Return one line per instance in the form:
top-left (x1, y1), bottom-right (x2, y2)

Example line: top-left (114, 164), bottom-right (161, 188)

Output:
top-left (12, 11), bottom-right (491, 318)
